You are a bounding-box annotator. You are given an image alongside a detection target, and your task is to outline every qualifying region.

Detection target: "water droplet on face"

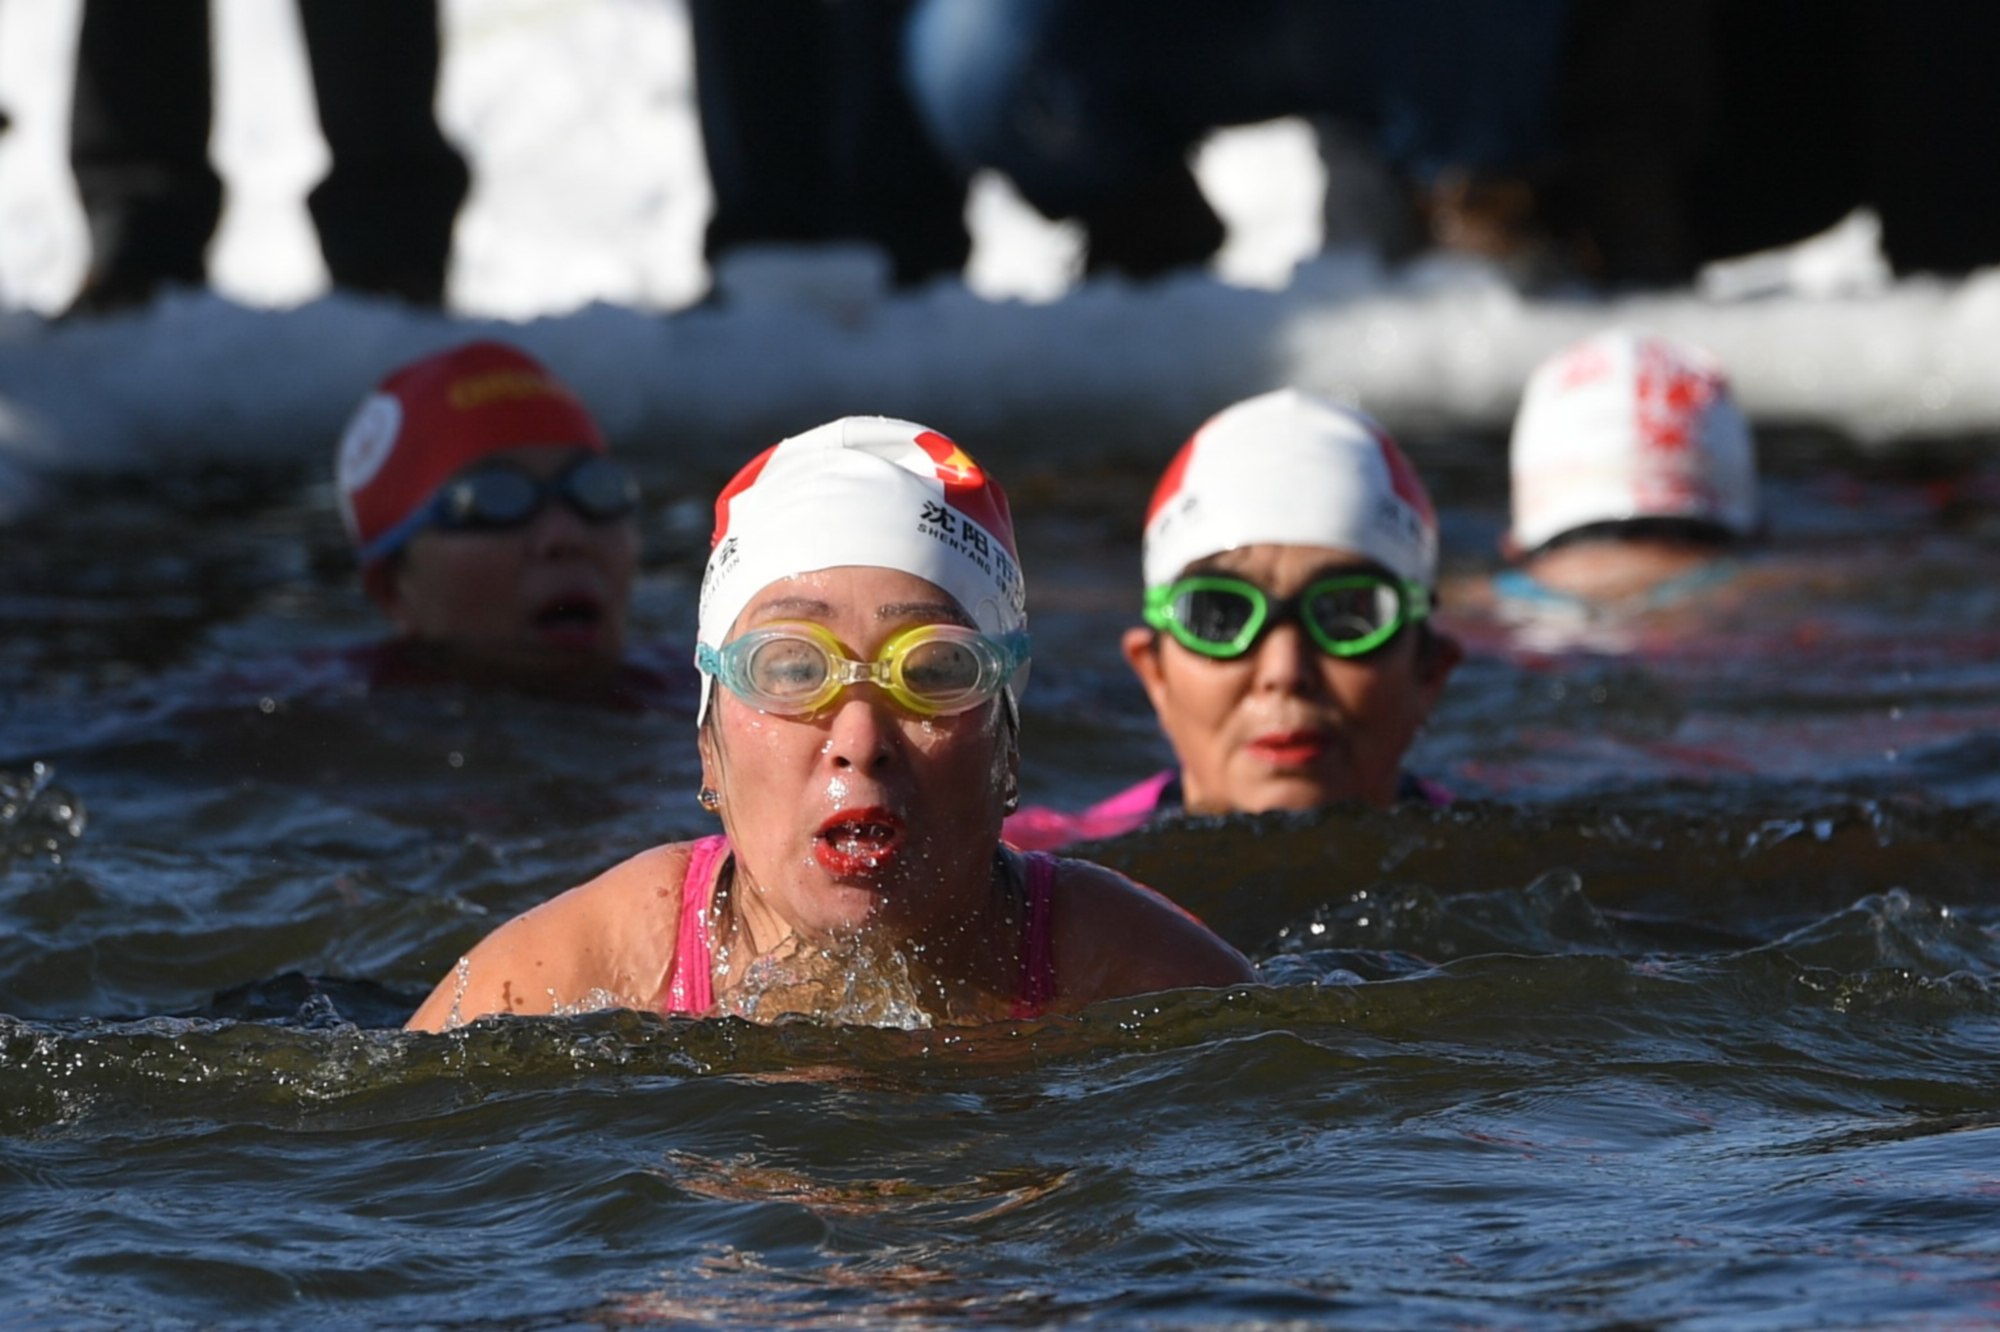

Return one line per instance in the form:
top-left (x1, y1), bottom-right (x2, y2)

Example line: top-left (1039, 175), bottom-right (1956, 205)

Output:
top-left (447, 751), bottom-right (465, 769)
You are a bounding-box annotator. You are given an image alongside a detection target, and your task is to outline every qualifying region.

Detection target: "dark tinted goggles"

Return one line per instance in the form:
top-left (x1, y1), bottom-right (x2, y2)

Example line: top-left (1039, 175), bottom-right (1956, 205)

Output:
top-left (430, 455), bottom-right (639, 533)
top-left (1144, 572), bottom-right (1429, 660)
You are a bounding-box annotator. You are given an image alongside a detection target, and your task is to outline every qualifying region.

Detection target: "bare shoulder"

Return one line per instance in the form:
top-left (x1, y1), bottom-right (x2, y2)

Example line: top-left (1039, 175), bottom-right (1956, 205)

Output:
top-left (1044, 855), bottom-right (1258, 1005)
top-left (404, 841), bottom-right (697, 1031)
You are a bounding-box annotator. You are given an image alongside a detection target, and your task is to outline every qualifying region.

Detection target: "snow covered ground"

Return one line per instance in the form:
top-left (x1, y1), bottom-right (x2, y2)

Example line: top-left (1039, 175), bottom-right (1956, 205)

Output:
top-left (0, 0), bottom-right (1996, 517)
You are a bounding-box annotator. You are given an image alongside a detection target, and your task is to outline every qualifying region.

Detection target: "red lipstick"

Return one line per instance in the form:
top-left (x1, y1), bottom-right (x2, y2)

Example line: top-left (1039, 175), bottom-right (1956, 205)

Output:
top-left (1247, 729), bottom-right (1330, 769)
top-left (813, 806), bottom-right (906, 877)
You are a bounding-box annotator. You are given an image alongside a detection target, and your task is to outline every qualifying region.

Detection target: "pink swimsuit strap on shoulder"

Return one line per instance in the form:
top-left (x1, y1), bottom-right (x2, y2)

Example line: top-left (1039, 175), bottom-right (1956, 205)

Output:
top-left (1010, 851), bottom-right (1059, 1019)
top-left (660, 834), bottom-right (729, 1016)
top-left (661, 837), bottom-right (1060, 1020)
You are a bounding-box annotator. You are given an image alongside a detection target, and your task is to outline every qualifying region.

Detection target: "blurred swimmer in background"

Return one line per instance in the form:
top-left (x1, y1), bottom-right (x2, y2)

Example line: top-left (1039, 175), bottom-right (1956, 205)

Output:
top-left (1499, 328), bottom-right (1761, 607)
top-left (406, 415), bottom-right (1253, 1030)
top-left (1006, 389), bottom-right (1460, 850)
top-left (334, 340), bottom-right (668, 702)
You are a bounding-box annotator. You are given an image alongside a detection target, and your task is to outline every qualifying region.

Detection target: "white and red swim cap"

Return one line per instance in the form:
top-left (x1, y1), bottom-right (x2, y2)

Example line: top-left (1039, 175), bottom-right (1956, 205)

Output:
top-left (1509, 329), bottom-right (1758, 555)
top-left (1142, 389), bottom-right (1439, 589)
top-left (696, 416), bottom-right (1028, 720)
top-left (335, 340), bottom-right (606, 570)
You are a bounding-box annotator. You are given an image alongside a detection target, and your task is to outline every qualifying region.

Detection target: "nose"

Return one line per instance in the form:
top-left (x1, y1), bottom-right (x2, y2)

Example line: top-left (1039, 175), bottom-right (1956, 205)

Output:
top-left (1249, 619), bottom-right (1322, 696)
top-left (526, 498), bottom-right (594, 559)
top-left (822, 689), bottom-right (899, 774)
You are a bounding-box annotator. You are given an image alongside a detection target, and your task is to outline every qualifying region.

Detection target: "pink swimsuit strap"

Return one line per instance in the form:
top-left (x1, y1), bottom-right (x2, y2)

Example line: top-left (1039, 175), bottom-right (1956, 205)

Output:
top-left (1011, 851), bottom-right (1059, 1019)
top-left (661, 834), bottom-right (729, 1016)
top-left (660, 836), bottom-right (1059, 1020)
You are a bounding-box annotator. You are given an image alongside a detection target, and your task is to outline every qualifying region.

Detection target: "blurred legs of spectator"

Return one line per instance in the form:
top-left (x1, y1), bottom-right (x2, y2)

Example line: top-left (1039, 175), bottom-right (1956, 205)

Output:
top-left (1685, 0), bottom-right (2000, 278)
top-left (70, 0), bottom-right (218, 312)
top-left (690, 0), bottom-right (968, 291)
top-left (68, 0), bottom-right (467, 315)
top-left (903, 0), bottom-right (1568, 279)
top-left (1543, 0), bottom-right (1716, 288)
top-left (296, 0), bottom-right (468, 305)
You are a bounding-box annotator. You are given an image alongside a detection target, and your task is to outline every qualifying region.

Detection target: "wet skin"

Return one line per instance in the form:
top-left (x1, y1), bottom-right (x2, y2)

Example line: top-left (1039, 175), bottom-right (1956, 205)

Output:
top-left (698, 565), bottom-right (1018, 957)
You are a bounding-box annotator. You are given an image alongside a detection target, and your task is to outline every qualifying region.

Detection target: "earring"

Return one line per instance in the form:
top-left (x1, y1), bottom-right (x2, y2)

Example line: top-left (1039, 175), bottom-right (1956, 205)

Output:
top-left (1001, 776), bottom-right (1020, 815)
top-left (697, 786), bottom-right (721, 813)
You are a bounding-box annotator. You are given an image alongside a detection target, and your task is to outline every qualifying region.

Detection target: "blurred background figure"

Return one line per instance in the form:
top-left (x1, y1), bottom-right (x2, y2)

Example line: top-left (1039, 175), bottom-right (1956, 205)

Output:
top-left (1553, 0), bottom-right (2000, 288)
top-left (902, 0), bottom-right (1571, 281)
top-left (688, 0), bottom-right (969, 298)
top-left (1497, 329), bottom-right (1760, 609)
top-left (900, 0), bottom-right (2000, 290)
top-left (335, 340), bottom-right (650, 700)
top-left (68, 0), bottom-right (467, 314)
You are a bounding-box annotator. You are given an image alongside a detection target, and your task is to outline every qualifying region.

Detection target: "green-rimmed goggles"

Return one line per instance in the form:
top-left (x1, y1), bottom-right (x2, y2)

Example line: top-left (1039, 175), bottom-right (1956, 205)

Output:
top-left (1144, 572), bottom-right (1429, 660)
top-left (697, 620), bottom-right (1028, 717)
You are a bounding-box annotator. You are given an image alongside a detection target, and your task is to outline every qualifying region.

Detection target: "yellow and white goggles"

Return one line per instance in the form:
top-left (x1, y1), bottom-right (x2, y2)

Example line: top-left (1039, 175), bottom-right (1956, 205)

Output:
top-left (696, 620), bottom-right (1029, 718)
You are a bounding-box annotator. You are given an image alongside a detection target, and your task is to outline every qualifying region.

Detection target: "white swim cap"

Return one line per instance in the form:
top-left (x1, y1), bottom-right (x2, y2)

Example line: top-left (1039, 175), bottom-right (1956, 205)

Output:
top-left (1509, 329), bottom-right (1759, 555)
top-left (696, 415), bottom-right (1028, 720)
top-left (1142, 389), bottom-right (1439, 589)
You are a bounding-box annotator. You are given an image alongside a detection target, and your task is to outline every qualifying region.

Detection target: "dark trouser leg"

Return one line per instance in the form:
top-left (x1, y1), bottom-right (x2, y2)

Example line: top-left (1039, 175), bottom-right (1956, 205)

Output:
top-left (692, 0), bottom-right (968, 288)
top-left (69, 0), bottom-right (220, 310)
top-left (1546, 0), bottom-right (1716, 287)
top-left (1684, 0), bottom-right (1861, 265)
top-left (296, 0), bottom-right (468, 305)
top-left (827, 0), bottom-right (969, 286)
top-left (1853, 0), bottom-right (2000, 275)
top-left (689, 0), bottom-right (836, 259)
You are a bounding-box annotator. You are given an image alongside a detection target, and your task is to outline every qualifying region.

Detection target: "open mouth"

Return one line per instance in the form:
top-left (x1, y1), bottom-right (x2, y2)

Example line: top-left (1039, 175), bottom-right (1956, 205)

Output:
top-left (533, 594), bottom-right (607, 645)
top-left (813, 807), bottom-right (906, 877)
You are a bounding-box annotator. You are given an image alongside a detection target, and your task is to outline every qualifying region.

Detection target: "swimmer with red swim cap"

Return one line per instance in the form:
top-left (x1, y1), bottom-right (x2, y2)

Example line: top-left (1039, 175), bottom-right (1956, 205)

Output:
top-left (334, 340), bottom-right (642, 689)
top-left (406, 415), bottom-right (1252, 1031)
top-left (1005, 389), bottom-right (1461, 851)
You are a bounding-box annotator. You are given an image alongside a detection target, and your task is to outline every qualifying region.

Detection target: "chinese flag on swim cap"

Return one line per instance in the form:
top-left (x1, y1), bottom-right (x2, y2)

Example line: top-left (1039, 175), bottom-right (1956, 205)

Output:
top-left (699, 414), bottom-right (1026, 653)
top-left (696, 415), bottom-right (1029, 722)
top-left (334, 340), bottom-right (606, 567)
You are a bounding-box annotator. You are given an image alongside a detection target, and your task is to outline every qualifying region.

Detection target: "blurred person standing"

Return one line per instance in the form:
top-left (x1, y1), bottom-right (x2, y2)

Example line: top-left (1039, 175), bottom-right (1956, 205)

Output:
top-left (68, 0), bottom-right (468, 314)
top-left (902, 0), bottom-right (1570, 281)
top-left (689, 0), bottom-right (969, 296)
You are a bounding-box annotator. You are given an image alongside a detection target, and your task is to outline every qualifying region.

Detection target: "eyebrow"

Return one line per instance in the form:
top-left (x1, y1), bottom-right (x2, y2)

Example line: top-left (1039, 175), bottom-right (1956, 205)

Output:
top-left (1188, 557), bottom-right (1395, 583)
top-left (749, 597), bottom-right (975, 627)
top-left (879, 600), bottom-right (975, 627)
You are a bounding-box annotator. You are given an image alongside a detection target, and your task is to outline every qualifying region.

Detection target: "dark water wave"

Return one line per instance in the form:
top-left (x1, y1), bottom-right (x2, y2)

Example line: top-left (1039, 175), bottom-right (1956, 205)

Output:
top-left (6, 921), bottom-right (2000, 1329)
top-left (7, 868), bottom-right (1997, 1138)
top-left (7, 467), bottom-right (2000, 1326)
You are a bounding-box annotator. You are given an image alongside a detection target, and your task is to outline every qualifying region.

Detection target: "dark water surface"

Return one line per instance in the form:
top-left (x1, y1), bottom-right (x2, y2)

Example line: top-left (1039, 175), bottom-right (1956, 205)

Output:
top-left (5, 440), bottom-right (2000, 1329)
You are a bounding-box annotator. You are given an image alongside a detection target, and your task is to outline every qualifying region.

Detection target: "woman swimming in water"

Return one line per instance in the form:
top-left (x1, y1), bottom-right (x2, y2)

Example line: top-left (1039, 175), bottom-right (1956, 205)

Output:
top-left (405, 415), bottom-right (1254, 1030)
top-left (1497, 328), bottom-right (1761, 607)
top-left (335, 340), bottom-right (647, 694)
top-left (1005, 389), bottom-right (1461, 849)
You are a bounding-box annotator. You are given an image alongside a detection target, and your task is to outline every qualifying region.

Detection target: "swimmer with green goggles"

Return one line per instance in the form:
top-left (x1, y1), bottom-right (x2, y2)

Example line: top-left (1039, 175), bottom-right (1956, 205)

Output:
top-left (1143, 569), bottom-right (1430, 661)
